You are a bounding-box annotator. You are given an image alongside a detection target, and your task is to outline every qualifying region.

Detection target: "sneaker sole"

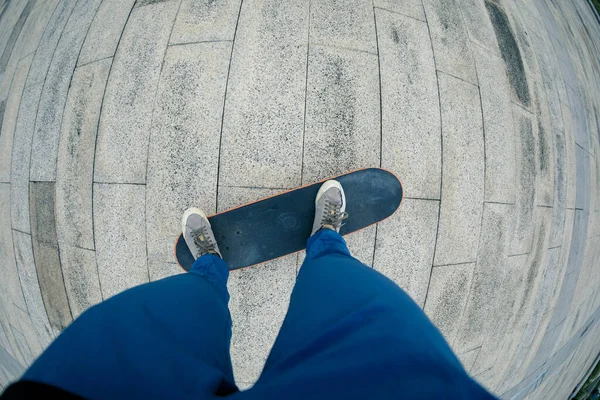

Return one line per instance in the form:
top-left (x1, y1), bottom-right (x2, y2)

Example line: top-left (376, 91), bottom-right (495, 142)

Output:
top-left (315, 180), bottom-right (346, 213)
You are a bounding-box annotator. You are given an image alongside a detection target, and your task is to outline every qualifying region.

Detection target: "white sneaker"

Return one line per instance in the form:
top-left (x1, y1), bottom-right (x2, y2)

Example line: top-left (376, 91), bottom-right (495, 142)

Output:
top-left (311, 180), bottom-right (348, 236)
top-left (181, 208), bottom-right (222, 259)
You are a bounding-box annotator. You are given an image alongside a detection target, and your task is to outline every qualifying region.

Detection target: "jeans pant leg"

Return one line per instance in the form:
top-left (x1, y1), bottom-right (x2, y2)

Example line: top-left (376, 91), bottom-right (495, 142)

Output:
top-left (23, 254), bottom-right (237, 400)
top-left (238, 229), bottom-right (495, 399)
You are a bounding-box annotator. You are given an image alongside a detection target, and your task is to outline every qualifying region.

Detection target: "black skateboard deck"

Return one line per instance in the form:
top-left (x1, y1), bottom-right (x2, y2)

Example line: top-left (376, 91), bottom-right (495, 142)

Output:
top-left (175, 168), bottom-right (403, 271)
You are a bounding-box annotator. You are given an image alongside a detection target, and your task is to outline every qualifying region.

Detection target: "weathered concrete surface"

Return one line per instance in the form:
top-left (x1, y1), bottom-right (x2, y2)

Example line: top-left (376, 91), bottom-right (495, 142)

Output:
top-left (0, 0), bottom-right (599, 397)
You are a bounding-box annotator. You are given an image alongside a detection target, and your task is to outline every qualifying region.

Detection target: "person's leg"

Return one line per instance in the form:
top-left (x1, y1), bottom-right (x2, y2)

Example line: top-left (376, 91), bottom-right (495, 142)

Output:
top-left (238, 182), bottom-right (494, 399)
top-left (23, 211), bottom-right (236, 400)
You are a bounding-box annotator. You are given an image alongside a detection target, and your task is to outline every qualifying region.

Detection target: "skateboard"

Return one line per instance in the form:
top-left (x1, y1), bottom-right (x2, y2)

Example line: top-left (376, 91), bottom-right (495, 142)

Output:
top-left (175, 168), bottom-right (403, 271)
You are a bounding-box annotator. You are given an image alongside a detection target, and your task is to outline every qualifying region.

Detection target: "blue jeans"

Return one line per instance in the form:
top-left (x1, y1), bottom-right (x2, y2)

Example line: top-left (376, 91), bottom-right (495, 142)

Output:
top-left (23, 229), bottom-right (494, 399)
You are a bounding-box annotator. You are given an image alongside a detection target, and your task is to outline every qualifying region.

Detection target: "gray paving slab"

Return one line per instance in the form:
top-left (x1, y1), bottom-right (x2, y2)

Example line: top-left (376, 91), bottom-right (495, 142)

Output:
top-left (94, 0), bottom-right (179, 184)
top-left (508, 103), bottom-right (537, 255)
top-left (93, 183), bottom-right (149, 299)
top-left (376, 8), bottom-right (440, 199)
top-left (63, 0), bottom-right (102, 33)
top-left (0, 344), bottom-right (23, 386)
top-left (502, 245), bottom-right (558, 387)
top-left (457, 0), bottom-right (500, 55)
top-left (343, 225), bottom-right (376, 267)
top-left (77, 0), bottom-right (135, 66)
top-left (25, 0), bottom-right (77, 87)
top-left (424, 263), bottom-right (475, 343)
top-left (0, 322), bottom-right (11, 358)
top-left (0, 100), bottom-right (4, 133)
top-left (549, 128), bottom-right (567, 248)
top-left (500, 0), bottom-right (541, 95)
top-left (485, 0), bottom-right (531, 109)
top-left (575, 143), bottom-right (591, 214)
top-left (433, 72), bottom-right (484, 266)
top-left (218, 186), bottom-right (296, 385)
top-left (421, 0), bottom-right (477, 84)
top-left (170, 0), bottom-right (240, 45)
top-left (0, 299), bottom-right (23, 369)
top-left (547, 32), bottom-right (578, 98)
top-left (10, 324), bottom-right (34, 365)
top-left (551, 271), bottom-right (581, 334)
top-left (0, 184), bottom-right (27, 311)
top-left (527, 319), bottom-right (563, 375)
top-left (9, 82), bottom-right (42, 233)
top-left (529, 31), bottom-right (564, 134)
top-left (58, 244), bottom-right (101, 318)
top-left (29, 24), bottom-right (88, 181)
top-left (310, 0), bottom-right (376, 54)
top-left (0, 53), bottom-right (31, 182)
top-left (0, 0), bottom-right (27, 55)
top-left (542, 34), bottom-right (568, 107)
top-left (12, 230), bottom-right (55, 345)
top-left (551, 311), bottom-right (578, 362)
top-left (303, 45), bottom-right (380, 183)
top-left (551, 209), bottom-right (575, 309)
top-left (457, 346), bottom-right (480, 374)
top-left (12, 304), bottom-right (44, 363)
top-left (217, 186), bottom-right (280, 214)
top-left (28, 183), bottom-right (57, 249)
top-left (29, 181), bottom-right (73, 331)
top-left (453, 202), bottom-right (513, 355)
top-left (562, 201), bottom-right (588, 288)
top-left (567, 85), bottom-right (590, 153)
top-left (513, 0), bottom-right (544, 36)
top-left (9, 0), bottom-right (59, 61)
top-left (0, 0), bottom-right (34, 77)
top-left (373, 0), bottom-right (424, 22)
top-left (146, 41), bottom-right (230, 281)
top-left (0, 0), bottom-right (28, 97)
top-left (0, 0), bottom-right (59, 102)
top-left (473, 44), bottom-right (516, 204)
top-left (470, 252), bottom-right (527, 376)
top-left (561, 100), bottom-right (577, 210)
top-left (472, 367), bottom-right (497, 394)
top-left (148, 261), bottom-right (183, 283)
top-left (0, 300), bottom-right (26, 366)
top-left (55, 58), bottom-right (111, 250)
top-left (228, 256), bottom-right (296, 384)
top-left (373, 198), bottom-right (439, 308)
top-left (218, 0), bottom-right (308, 188)
top-left (508, 205), bottom-right (553, 339)
top-left (423, 262), bottom-right (474, 345)
top-left (532, 80), bottom-right (554, 208)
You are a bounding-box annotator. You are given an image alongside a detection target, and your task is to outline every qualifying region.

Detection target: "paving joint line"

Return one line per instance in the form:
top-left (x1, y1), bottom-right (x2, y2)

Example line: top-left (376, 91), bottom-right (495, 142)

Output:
top-left (76, 55), bottom-right (113, 69)
top-left (370, 0), bottom-right (383, 269)
top-left (142, 0), bottom-right (184, 283)
top-left (299, 0), bottom-right (311, 186)
top-left (214, 0), bottom-right (244, 213)
top-left (431, 260), bottom-right (476, 269)
top-left (404, 196), bottom-right (441, 201)
top-left (373, 6), bottom-right (426, 23)
top-left (512, 99), bottom-right (533, 115)
top-left (420, 1), bottom-right (442, 309)
top-left (93, 181), bottom-right (146, 186)
top-left (168, 39), bottom-right (233, 48)
top-left (484, 200), bottom-right (516, 206)
top-left (310, 42), bottom-right (378, 57)
top-left (436, 69), bottom-right (479, 88)
top-left (89, 0), bottom-right (137, 301)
